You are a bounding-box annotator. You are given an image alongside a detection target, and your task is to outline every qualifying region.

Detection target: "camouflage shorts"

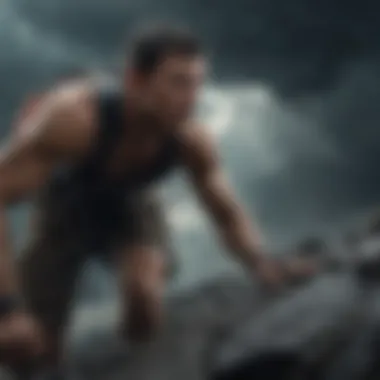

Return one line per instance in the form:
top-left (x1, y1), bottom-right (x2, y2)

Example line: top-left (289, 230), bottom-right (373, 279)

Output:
top-left (18, 189), bottom-right (175, 333)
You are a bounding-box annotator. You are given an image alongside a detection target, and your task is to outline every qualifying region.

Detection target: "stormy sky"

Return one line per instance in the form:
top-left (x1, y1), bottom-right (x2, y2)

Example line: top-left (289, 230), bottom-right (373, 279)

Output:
top-left (3, 0), bottom-right (380, 290)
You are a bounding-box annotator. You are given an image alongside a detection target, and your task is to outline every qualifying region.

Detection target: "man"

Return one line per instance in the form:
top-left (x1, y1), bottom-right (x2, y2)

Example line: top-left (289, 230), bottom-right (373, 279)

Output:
top-left (0, 25), bottom-right (311, 373)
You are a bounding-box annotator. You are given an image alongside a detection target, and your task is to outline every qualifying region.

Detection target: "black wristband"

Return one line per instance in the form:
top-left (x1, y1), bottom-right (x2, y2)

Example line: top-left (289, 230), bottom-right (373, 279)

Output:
top-left (0, 296), bottom-right (20, 317)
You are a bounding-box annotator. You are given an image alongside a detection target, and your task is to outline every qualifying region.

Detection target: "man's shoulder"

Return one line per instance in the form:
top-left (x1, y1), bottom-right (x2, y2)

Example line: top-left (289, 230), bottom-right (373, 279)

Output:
top-left (18, 82), bottom-right (99, 159)
top-left (177, 120), bottom-right (218, 164)
top-left (178, 119), bottom-right (216, 151)
top-left (49, 81), bottom-right (95, 118)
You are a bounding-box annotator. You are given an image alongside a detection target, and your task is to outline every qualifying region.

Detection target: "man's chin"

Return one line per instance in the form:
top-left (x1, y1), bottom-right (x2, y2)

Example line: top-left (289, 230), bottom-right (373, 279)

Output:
top-left (173, 112), bottom-right (192, 125)
top-left (160, 116), bottom-right (188, 130)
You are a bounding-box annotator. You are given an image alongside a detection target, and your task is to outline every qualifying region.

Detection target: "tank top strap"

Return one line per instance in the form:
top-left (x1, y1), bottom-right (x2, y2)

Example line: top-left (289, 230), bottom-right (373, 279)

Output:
top-left (95, 85), bottom-right (125, 164)
top-left (82, 85), bottom-right (125, 177)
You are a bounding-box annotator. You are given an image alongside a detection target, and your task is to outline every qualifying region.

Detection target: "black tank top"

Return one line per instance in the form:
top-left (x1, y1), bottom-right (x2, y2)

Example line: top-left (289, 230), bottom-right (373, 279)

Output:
top-left (40, 86), bottom-right (180, 250)
top-left (74, 86), bottom-right (180, 189)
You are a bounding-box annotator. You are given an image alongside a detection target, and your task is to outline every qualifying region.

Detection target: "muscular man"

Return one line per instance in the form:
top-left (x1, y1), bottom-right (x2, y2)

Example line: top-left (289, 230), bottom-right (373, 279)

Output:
top-left (0, 25), bottom-right (311, 373)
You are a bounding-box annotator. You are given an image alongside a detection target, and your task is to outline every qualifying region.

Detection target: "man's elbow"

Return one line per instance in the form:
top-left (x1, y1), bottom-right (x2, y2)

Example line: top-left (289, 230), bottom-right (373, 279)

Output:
top-left (215, 209), bottom-right (254, 247)
top-left (215, 212), bottom-right (242, 243)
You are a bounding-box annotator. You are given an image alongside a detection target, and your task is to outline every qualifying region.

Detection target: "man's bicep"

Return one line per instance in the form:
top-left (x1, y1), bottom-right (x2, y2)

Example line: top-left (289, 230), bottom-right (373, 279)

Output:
top-left (194, 166), bottom-right (241, 227)
top-left (0, 133), bottom-right (55, 204)
top-left (0, 98), bottom-right (64, 203)
top-left (182, 126), bottom-right (239, 226)
top-left (0, 86), bottom-right (95, 204)
top-left (185, 147), bottom-right (237, 230)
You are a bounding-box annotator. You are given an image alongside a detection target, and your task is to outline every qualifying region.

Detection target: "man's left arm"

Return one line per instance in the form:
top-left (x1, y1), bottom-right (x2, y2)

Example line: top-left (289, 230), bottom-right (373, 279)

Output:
top-left (181, 126), bottom-right (319, 284)
top-left (181, 127), bottom-right (275, 277)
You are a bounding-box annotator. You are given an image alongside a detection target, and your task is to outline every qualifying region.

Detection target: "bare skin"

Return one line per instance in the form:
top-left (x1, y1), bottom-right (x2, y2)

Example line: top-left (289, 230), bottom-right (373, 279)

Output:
top-left (0, 56), bottom-right (315, 368)
top-left (0, 84), bottom-right (97, 363)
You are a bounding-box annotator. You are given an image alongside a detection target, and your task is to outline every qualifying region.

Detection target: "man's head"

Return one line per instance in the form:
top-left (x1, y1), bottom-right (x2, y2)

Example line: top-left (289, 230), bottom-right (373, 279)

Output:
top-left (125, 24), bottom-right (206, 127)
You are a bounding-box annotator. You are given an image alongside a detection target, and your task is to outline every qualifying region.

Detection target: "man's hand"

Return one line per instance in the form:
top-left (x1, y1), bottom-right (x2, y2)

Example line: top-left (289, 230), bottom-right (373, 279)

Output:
top-left (281, 256), bottom-right (320, 284)
top-left (254, 255), bottom-right (320, 289)
top-left (0, 312), bottom-right (45, 365)
top-left (254, 257), bottom-right (286, 289)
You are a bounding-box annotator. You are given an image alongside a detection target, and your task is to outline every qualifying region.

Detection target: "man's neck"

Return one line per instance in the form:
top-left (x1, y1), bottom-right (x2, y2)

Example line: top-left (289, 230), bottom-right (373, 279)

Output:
top-left (124, 94), bottom-right (154, 127)
top-left (123, 95), bottom-right (172, 139)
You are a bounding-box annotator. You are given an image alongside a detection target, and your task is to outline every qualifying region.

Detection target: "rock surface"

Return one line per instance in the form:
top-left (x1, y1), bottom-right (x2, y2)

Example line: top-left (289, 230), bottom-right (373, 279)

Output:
top-left (62, 263), bottom-right (380, 380)
top-left (4, 257), bottom-right (380, 380)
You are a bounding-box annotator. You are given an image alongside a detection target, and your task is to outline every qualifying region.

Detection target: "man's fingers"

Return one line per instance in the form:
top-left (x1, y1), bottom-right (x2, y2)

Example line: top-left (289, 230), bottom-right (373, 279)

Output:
top-left (281, 258), bottom-right (320, 283)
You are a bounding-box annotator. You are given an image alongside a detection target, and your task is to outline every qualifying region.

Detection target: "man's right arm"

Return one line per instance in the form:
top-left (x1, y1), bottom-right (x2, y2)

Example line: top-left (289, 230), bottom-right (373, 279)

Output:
top-left (0, 86), bottom-right (95, 297)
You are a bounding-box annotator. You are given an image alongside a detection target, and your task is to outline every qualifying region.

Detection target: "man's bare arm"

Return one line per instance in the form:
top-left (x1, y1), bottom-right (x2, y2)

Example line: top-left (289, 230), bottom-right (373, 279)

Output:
top-left (181, 126), bottom-right (266, 271)
top-left (0, 86), bottom-right (95, 296)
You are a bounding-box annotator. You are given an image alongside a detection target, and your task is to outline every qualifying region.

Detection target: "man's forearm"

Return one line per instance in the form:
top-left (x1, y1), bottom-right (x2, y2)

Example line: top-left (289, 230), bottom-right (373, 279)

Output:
top-left (0, 205), bottom-right (18, 296)
top-left (221, 217), bottom-right (267, 270)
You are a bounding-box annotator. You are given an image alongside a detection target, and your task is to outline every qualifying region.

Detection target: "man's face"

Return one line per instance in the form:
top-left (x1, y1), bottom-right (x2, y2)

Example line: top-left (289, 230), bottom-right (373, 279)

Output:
top-left (132, 54), bottom-right (207, 127)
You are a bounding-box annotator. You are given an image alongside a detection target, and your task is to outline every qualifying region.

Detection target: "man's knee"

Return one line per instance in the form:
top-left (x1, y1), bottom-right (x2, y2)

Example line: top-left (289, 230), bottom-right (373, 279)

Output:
top-left (121, 274), bottom-right (164, 342)
top-left (119, 247), bottom-right (166, 342)
top-left (18, 240), bottom-right (81, 368)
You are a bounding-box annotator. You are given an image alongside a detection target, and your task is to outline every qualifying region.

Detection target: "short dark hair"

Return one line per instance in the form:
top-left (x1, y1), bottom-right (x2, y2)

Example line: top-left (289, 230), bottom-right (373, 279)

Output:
top-left (127, 23), bottom-right (203, 74)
